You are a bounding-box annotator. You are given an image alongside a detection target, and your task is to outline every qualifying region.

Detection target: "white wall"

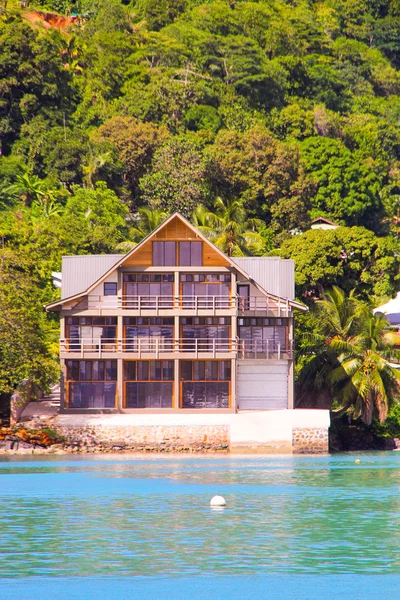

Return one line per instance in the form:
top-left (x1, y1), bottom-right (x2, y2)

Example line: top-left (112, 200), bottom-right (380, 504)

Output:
top-left (54, 409), bottom-right (331, 452)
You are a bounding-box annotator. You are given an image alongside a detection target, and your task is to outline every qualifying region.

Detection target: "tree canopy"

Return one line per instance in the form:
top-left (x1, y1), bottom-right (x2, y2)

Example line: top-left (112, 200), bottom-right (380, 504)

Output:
top-left (2, 0), bottom-right (400, 401)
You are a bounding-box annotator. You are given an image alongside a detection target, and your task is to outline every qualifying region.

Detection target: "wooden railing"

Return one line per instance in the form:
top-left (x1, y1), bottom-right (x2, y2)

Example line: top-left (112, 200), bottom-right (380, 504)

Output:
top-left (73, 294), bottom-right (291, 315)
top-left (236, 339), bottom-right (293, 360)
top-left (60, 337), bottom-right (293, 359)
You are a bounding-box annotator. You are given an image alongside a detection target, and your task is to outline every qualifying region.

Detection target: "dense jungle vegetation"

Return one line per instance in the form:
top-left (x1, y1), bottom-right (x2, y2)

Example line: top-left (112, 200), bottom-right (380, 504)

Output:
top-left (2, 0), bottom-right (400, 429)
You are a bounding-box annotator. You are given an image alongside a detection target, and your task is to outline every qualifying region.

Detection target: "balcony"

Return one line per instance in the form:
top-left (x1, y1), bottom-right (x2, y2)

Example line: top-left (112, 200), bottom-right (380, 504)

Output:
top-left (60, 337), bottom-right (293, 360)
top-left (72, 295), bottom-right (291, 316)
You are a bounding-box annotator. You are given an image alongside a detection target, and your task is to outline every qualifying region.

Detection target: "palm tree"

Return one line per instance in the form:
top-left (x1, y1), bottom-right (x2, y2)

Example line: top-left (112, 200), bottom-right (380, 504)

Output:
top-left (82, 146), bottom-right (111, 189)
top-left (297, 286), bottom-right (400, 425)
top-left (329, 311), bottom-right (400, 424)
top-left (130, 207), bottom-right (169, 242)
top-left (9, 172), bottom-right (47, 206)
top-left (193, 198), bottom-right (267, 257)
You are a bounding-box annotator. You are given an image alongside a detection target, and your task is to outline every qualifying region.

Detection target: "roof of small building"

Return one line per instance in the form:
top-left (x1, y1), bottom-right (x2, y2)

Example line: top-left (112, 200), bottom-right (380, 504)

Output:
top-left (311, 216), bottom-right (339, 227)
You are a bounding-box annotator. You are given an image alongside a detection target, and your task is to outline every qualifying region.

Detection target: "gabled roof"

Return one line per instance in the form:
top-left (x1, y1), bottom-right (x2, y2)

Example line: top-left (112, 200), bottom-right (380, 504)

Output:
top-left (311, 216), bottom-right (339, 227)
top-left (46, 212), bottom-right (307, 312)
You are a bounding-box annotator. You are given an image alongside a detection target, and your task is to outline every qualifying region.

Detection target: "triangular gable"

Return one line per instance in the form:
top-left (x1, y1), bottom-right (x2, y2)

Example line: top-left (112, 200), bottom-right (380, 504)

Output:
top-left (46, 212), bottom-right (307, 312)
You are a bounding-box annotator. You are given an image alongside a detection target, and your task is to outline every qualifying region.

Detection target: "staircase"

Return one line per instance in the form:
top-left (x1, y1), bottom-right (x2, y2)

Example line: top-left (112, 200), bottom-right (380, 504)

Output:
top-left (41, 383), bottom-right (61, 410)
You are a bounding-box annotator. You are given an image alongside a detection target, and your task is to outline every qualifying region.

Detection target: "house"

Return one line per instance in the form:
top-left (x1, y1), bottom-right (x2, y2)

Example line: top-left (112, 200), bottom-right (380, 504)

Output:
top-left (46, 213), bottom-right (330, 452)
top-left (310, 217), bottom-right (339, 230)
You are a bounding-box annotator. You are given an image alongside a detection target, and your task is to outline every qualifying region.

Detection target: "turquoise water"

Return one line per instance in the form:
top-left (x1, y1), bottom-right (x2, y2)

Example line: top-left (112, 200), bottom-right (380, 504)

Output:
top-left (1, 453), bottom-right (400, 599)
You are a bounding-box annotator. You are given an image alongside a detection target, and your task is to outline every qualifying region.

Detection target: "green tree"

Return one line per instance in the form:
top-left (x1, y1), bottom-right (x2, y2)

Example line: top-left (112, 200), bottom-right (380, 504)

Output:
top-left (130, 206), bottom-right (169, 241)
top-left (275, 225), bottom-right (400, 300)
top-left (194, 197), bottom-right (270, 257)
top-left (65, 182), bottom-right (129, 252)
top-left (0, 248), bottom-right (58, 396)
top-left (139, 137), bottom-right (209, 216)
top-left (300, 136), bottom-right (383, 229)
top-left (297, 287), bottom-right (400, 423)
top-left (96, 116), bottom-right (168, 197)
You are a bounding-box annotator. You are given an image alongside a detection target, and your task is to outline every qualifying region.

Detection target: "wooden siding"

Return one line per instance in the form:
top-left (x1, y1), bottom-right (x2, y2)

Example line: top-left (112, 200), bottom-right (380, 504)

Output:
top-left (123, 215), bottom-right (230, 268)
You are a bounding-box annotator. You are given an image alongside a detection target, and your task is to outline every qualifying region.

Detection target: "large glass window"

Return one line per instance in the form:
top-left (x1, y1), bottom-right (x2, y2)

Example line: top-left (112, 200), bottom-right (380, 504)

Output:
top-left (123, 317), bottom-right (174, 352)
top-left (180, 274), bottom-right (231, 309)
top-left (66, 360), bottom-right (117, 409)
top-left (238, 318), bottom-right (288, 355)
top-left (124, 360), bottom-right (174, 408)
top-left (123, 273), bottom-right (174, 308)
top-left (180, 360), bottom-right (230, 409)
top-left (152, 242), bottom-right (176, 266)
top-left (65, 317), bottom-right (117, 352)
top-left (179, 242), bottom-right (202, 266)
top-left (180, 317), bottom-right (230, 352)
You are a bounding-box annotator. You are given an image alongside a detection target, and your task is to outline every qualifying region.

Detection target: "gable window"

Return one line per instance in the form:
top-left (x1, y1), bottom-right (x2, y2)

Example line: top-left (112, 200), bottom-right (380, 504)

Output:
top-left (152, 241), bottom-right (176, 266)
top-left (104, 282), bottom-right (117, 296)
top-left (179, 241), bottom-right (202, 266)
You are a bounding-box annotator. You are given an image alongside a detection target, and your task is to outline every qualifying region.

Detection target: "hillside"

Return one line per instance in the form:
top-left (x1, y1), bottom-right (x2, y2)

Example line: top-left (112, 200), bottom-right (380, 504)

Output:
top-left (1, 0), bottom-right (400, 395)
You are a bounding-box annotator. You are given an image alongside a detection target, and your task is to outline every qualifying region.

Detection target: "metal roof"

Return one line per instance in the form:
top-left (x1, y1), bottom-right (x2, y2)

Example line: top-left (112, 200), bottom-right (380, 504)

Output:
top-left (232, 257), bottom-right (295, 300)
top-left (61, 255), bottom-right (123, 299)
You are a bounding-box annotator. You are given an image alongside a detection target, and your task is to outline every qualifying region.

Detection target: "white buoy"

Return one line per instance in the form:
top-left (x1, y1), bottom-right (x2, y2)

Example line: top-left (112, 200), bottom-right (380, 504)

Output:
top-left (210, 495), bottom-right (226, 507)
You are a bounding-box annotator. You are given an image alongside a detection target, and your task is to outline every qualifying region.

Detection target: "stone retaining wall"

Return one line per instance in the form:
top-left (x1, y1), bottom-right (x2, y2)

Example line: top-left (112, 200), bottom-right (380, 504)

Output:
top-left (292, 427), bottom-right (329, 454)
top-left (52, 424), bottom-right (230, 453)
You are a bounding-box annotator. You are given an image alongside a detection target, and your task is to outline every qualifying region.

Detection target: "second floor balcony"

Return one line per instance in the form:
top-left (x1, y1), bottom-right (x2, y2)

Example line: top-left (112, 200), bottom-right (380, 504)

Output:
top-left (60, 337), bottom-right (293, 360)
top-left (71, 294), bottom-right (291, 317)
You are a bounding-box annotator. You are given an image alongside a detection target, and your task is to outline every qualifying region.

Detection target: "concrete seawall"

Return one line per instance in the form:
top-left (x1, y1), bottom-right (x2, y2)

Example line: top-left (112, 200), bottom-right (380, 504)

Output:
top-left (48, 410), bottom-right (330, 454)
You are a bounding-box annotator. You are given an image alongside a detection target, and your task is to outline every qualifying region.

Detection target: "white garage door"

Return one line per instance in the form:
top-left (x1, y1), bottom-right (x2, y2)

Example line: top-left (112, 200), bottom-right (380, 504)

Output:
top-left (237, 362), bottom-right (288, 410)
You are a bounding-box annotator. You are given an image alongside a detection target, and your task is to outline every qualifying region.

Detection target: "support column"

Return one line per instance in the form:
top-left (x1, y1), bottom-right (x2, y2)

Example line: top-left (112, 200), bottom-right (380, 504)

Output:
top-left (117, 315), bottom-right (123, 353)
top-left (287, 317), bottom-right (294, 410)
top-left (174, 359), bottom-right (180, 409)
top-left (60, 359), bottom-right (67, 412)
top-left (174, 271), bottom-right (180, 304)
top-left (117, 358), bottom-right (123, 412)
top-left (231, 358), bottom-right (237, 411)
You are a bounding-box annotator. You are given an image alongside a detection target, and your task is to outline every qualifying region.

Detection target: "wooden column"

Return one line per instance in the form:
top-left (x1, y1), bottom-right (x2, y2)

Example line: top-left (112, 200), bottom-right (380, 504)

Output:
top-left (287, 317), bottom-right (294, 410)
top-left (117, 358), bottom-right (123, 412)
top-left (174, 359), bottom-right (180, 409)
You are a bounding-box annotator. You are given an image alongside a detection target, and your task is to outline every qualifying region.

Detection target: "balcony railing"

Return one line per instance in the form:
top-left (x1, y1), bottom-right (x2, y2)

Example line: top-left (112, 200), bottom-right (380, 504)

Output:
top-left (236, 339), bottom-right (293, 360)
top-left (60, 337), bottom-right (293, 359)
top-left (237, 296), bottom-right (290, 314)
top-left (73, 294), bottom-right (291, 314)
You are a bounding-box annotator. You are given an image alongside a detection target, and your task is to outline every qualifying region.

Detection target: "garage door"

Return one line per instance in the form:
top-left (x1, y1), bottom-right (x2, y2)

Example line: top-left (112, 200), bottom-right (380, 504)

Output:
top-left (237, 362), bottom-right (288, 410)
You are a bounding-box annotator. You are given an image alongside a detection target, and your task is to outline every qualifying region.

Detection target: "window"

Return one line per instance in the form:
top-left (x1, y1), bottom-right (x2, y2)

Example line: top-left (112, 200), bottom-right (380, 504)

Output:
top-left (180, 317), bottom-right (230, 352)
top-left (179, 242), bottom-right (202, 266)
top-left (123, 317), bottom-right (174, 352)
top-left (123, 273), bottom-right (174, 308)
top-left (124, 360), bottom-right (174, 408)
top-left (238, 318), bottom-right (288, 355)
top-left (180, 360), bottom-right (230, 409)
top-left (65, 317), bottom-right (117, 352)
top-left (66, 360), bottom-right (117, 409)
top-left (180, 274), bottom-right (231, 308)
top-left (152, 241), bottom-right (176, 266)
top-left (104, 282), bottom-right (117, 296)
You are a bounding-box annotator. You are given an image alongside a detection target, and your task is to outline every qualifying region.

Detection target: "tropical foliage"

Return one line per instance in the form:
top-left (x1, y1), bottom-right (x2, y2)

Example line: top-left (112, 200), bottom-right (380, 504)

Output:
top-left (2, 0), bottom-right (400, 411)
top-left (297, 287), bottom-right (400, 425)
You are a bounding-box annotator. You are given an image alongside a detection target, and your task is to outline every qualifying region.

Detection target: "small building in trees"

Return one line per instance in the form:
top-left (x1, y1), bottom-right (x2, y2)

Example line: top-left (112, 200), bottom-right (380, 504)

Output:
top-left (310, 217), bottom-right (339, 230)
top-left (46, 213), bottom-right (329, 452)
